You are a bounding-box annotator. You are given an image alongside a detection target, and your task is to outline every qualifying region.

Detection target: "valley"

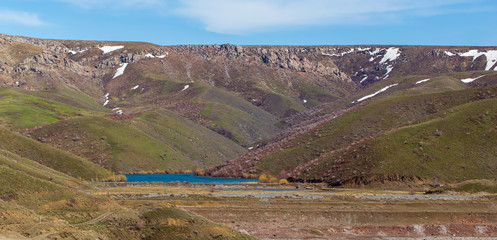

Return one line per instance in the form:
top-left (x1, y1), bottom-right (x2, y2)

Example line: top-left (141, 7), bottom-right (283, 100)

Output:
top-left (1, 33), bottom-right (497, 239)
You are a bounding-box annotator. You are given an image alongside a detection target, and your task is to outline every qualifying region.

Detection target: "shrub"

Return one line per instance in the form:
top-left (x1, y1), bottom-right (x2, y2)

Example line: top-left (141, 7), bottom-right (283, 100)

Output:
top-left (259, 174), bottom-right (270, 183)
top-left (104, 174), bottom-right (127, 182)
top-left (279, 179), bottom-right (289, 185)
top-left (259, 173), bottom-right (280, 183)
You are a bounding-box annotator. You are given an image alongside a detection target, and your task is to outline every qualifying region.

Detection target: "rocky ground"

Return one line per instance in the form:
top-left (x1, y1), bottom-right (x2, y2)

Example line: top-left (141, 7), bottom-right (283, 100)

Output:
top-left (92, 182), bottom-right (497, 239)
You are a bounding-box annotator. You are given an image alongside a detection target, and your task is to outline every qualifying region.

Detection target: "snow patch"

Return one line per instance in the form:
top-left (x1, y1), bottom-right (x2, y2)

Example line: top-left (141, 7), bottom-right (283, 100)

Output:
top-left (145, 53), bottom-right (155, 58)
top-left (444, 51), bottom-right (455, 56)
top-left (68, 49), bottom-right (87, 54)
top-left (132, 85), bottom-right (139, 90)
top-left (379, 47), bottom-right (400, 64)
top-left (355, 83), bottom-right (398, 103)
top-left (459, 50), bottom-right (481, 61)
top-left (322, 48), bottom-right (357, 57)
top-left (415, 79), bottom-right (431, 85)
top-left (384, 65), bottom-right (393, 78)
top-left (15, 81), bottom-right (20, 87)
top-left (369, 48), bottom-right (381, 55)
top-left (461, 75), bottom-right (485, 83)
top-left (113, 63), bottom-right (128, 79)
top-left (180, 84), bottom-right (190, 92)
top-left (99, 46), bottom-right (124, 54)
top-left (115, 110), bottom-right (123, 115)
top-left (248, 147), bottom-right (253, 150)
top-left (112, 107), bottom-right (120, 111)
top-left (103, 100), bottom-right (109, 106)
top-left (303, 99), bottom-right (307, 103)
top-left (458, 50), bottom-right (497, 71)
top-left (360, 76), bottom-right (368, 83)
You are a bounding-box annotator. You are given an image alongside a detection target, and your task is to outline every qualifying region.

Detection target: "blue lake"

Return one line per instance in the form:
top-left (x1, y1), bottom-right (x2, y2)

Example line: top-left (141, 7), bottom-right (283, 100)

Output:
top-left (125, 173), bottom-right (259, 183)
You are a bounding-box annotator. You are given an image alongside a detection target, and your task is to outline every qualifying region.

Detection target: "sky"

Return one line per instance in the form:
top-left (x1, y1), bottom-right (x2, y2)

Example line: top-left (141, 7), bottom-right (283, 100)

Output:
top-left (0, 0), bottom-right (496, 46)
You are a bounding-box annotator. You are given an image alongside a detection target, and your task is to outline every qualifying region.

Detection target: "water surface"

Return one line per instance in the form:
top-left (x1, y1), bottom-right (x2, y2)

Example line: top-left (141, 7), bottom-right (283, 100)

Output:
top-left (125, 173), bottom-right (258, 183)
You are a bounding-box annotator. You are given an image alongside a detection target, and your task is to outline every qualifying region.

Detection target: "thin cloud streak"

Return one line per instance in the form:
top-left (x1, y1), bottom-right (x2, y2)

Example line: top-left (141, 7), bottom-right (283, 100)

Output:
top-left (0, 10), bottom-right (45, 26)
top-left (56, 0), bottom-right (166, 9)
top-left (176, 0), bottom-right (479, 34)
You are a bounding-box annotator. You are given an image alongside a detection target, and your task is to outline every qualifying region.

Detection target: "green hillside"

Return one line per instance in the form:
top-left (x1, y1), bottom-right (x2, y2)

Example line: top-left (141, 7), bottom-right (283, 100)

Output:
top-left (0, 127), bottom-right (111, 180)
top-left (300, 98), bottom-right (497, 184)
top-left (0, 87), bottom-right (96, 130)
top-left (25, 110), bottom-right (248, 172)
top-left (255, 84), bottom-right (497, 181)
top-left (132, 110), bottom-right (247, 167)
top-left (25, 116), bottom-right (191, 172)
top-left (197, 87), bottom-right (281, 145)
top-left (0, 149), bottom-right (91, 207)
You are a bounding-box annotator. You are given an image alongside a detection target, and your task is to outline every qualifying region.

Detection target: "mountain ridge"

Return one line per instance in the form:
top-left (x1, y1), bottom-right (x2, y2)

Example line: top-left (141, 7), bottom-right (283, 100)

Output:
top-left (1, 33), bottom-right (497, 184)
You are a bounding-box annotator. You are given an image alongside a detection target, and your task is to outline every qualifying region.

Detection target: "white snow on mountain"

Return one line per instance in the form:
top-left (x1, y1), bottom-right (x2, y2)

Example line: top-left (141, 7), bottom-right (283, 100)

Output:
top-left (383, 65), bottom-right (393, 79)
top-left (113, 63), bottom-right (128, 79)
top-left (355, 83), bottom-right (399, 103)
top-left (444, 51), bottom-right (455, 56)
top-left (379, 47), bottom-right (400, 64)
top-left (458, 50), bottom-right (497, 71)
top-left (360, 76), bottom-right (368, 83)
top-left (68, 49), bottom-right (87, 54)
top-left (181, 84), bottom-right (190, 92)
top-left (461, 75), bottom-right (485, 83)
top-left (99, 46), bottom-right (124, 54)
top-left (415, 79), bottom-right (431, 85)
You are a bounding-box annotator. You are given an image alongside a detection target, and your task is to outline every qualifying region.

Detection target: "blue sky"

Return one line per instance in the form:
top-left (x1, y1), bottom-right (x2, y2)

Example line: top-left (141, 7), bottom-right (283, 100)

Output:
top-left (0, 0), bottom-right (496, 46)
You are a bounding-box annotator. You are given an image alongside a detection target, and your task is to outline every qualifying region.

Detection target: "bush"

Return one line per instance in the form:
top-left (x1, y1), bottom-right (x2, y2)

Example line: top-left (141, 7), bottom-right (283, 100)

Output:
top-left (279, 179), bottom-right (289, 185)
top-left (104, 174), bottom-right (127, 182)
top-left (259, 174), bottom-right (270, 183)
top-left (259, 173), bottom-right (280, 183)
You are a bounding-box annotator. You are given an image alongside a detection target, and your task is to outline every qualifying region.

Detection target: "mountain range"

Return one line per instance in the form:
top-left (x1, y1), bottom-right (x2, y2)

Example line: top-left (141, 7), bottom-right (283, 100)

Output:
top-left (1, 33), bottom-right (496, 187)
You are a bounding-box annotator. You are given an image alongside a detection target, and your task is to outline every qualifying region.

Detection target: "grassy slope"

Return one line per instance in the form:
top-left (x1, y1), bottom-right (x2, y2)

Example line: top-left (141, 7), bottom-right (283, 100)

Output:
top-left (0, 149), bottom-right (91, 207)
top-left (302, 98), bottom-right (497, 184)
top-left (132, 110), bottom-right (247, 167)
top-left (198, 87), bottom-right (280, 146)
top-left (26, 116), bottom-right (192, 172)
top-left (257, 81), bottom-right (497, 177)
top-left (365, 99), bottom-right (497, 180)
top-left (0, 87), bottom-right (95, 130)
top-left (28, 85), bottom-right (110, 112)
top-left (0, 127), bottom-right (111, 180)
top-left (352, 71), bottom-right (497, 101)
top-left (109, 64), bottom-right (282, 146)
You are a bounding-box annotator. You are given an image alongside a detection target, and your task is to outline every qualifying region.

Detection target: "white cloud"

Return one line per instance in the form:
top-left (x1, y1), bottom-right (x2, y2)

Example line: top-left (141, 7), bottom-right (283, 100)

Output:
top-left (56, 0), bottom-right (166, 9)
top-left (176, 0), bottom-right (476, 34)
top-left (0, 10), bottom-right (45, 26)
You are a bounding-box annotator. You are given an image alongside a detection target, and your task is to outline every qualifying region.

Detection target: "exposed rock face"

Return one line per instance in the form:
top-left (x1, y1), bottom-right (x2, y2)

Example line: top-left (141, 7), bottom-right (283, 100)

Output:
top-left (1, 33), bottom-right (496, 119)
top-left (1, 34), bottom-right (494, 98)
